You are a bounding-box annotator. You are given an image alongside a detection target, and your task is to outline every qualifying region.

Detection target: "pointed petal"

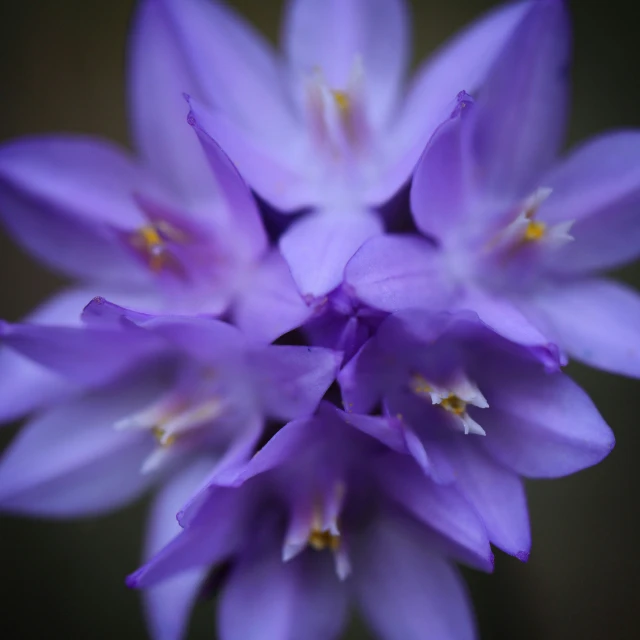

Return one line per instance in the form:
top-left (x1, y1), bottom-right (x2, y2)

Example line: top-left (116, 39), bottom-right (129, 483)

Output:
top-left (252, 346), bottom-right (341, 420)
top-left (410, 94), bottom-right (475, 243)
top-left (283, 0), bottom-right (408, 125)
top-left (0, 136), bottom-right (155, 281)
top-left (144, 459), bottom-right (213, 640)
top-left (381, 456), bottom-right (493, 571)
top-left (540, 131), bottom-right (640, 272)
top-left (233, 250), bottom-right (313, 344)
top-left (186, 99), bottom-right (310, 212)
top-left (457, 287), bottom-right (564, 371)
top-left (128, 486), bottom-right (244, 588)
top-left (345, 234), bottom-right (452, 312)
top-left (280, 209), bottom-right (383, 298)
top-left (477, 353), bottom-right (615, 478)
top-left (230, 416), bottom-right (323, 489)
top-left (0, 377), bottom-right (162, 516)
top-left (380, 456), bottom-right (493, 571)
top-left (445, 440), bottom-right (530, 559)
top-left (187, 108), bottom-right (268, 260)
top-left (353, 514), bottom-right (477, 640)
top-left (128, 0), bottom-right (218, 202)
top-left (0, 287), bottom-right (95, 423)
top-left (219, 548), bottom-right (347, 640)
top-left (0, 320), bottom-right (161, 386)
top-left (83, 300), bottom-right (247, 365)
top-left (377, 1), bottom-right (532, 202)
top-left (525, 278), bottom-right (640, 377)
top-left (472, 0), bottom-right (571, 202)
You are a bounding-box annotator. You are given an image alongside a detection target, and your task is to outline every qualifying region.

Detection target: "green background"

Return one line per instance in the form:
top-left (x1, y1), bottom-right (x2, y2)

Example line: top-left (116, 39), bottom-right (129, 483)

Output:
top-left (0, 1), bottom-right (638, 638)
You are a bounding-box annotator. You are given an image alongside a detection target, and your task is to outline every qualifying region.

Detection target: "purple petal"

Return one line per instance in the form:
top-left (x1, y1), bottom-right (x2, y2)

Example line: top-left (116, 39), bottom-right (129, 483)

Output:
top-left (128, 486), bottom-right (244, 588)
top-left (540, 131), bottom-right (640, 273)
top-left (187, 110), bottom-right (268, 260)
top-left (233, 250), bottom-right (313, 344)
top-left (0, 287), bottom-right (95, 423)
top-left (186, 99), bottom-right (310, 212)
top-left (472, 0), bottom-right (571, 202)
top-left (377, 1), bottom-right (532, 203)
top-left (410, 94), bottom-right (475, 243)
top-left (153, 0), bottom-right (293, 133)
top-left (0, 376), bottom-right (163, 516)
top-left (456, 287), bottom-right (564, 371)
top-left (128, 0), bottom-right (218, 202)
top-left (280, 208), bottom-right (383, 298)
top-left (251, 346), bottom-right (341, 421)
top-left (229, 417), bottom-right (320, 489)
top-left (283, 0), bottom-right (408, 126)
top-left (339, 339), bottom-right (386, 415)
top-left (345, 234), bottom-right (453, 312)
top-left (524, 278), bottom-right (640, 377)
top-left (219, 548), bottom-right (347, 640)
top-left (477, 354), bottom-right (615, 478)
top-left (353, 513), bottom-right (477, 640)
top-left (444, 439), bottom-right (530, 559)
top-left (143, 459), bottom-right (213, 640)
top-left (0, 136), bottom-right (157, 281)
top-left (83, 300), bottom-right (247, 365)
top-left (380, 456), bottom-right (494, 571)
top-left (0, 320), bottom-right (162, 386)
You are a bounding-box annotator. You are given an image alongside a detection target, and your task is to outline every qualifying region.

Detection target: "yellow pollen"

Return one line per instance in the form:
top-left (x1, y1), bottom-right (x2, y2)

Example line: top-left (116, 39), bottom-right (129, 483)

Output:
top-left (440, 395), bottom-right (467, 416)
top-left (410, 374), bottom-right (432, 397)
top-left (308, 528), bottom-right (341, 552)
top-left (523, 220), bottom-right (546, 242)
top-left (132, 225), bottom-right (167, 272)
top-left (331, 90), bottom-right (351, 113)
top-left (139, 225), bottom-right (162, 246)
top-left (152, 427), bottom-right (177, 447)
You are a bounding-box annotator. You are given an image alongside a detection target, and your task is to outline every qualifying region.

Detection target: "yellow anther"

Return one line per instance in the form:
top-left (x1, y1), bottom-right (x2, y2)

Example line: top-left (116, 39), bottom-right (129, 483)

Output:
top-left (440, 394), bottom-right (467, 416)
top-left (523, 220), bottom-right (546, 242)
top-left (152, 427), bottom-right (177, 447)
top-left (410, 374), bottom-right (432, 398)
top-left (139, 225), bottom-right (162, 247)
top-left (131, 224), bottom-right (167, 272)
top-left (331, 90), bottom-right (351, 113)
top-left (308, 528), bottom-right (341, 552)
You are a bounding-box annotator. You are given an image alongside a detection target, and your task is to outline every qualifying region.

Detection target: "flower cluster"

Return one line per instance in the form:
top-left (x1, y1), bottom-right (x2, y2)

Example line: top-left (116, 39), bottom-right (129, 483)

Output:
top-left (0, 1), bottom-right (635, 639)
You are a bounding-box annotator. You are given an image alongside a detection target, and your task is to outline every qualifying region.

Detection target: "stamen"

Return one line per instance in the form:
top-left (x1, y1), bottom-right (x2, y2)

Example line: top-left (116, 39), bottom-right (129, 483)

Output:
top-left (132, 225), bottom-right (166, 272)
top-left (152, 426), bottom-right (177, 447)
top-left (331, 90), bottom-right (350, 114)
top-left (523, 220), bottom-right (546, 242)
top-left (129, 220), bottom-right (188, 274)
top-left (440, 394), bottom-right (467, 416)
top-left (308, 528), bottom-right (341, 552)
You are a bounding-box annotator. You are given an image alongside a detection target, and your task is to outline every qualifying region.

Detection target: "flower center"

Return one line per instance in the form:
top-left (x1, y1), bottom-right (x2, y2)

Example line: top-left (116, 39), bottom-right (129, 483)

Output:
top-left (308, 527), bottom-right (341, 552)
top-left (129, 220), bottom-right (189, 276)
top-left (523, 220), bottom-right (547, 242)
top-left (440, 394), bottom-right (467, 416)
top-left (304, 58), bottom-right (371, 165)
top-left (409, 373), bottom-right (488, 436)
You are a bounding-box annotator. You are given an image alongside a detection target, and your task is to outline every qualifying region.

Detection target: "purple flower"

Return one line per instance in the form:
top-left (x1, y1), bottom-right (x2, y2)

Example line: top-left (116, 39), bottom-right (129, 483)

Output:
top-left (339, 309), bottom-right (614, 558)
top-left (0, 40), bottom-right (312, 423)
top-left (128, 402), bottom-right (494, 640)
top-left (167, 0), bottom-right (537, 297)
top-left (0, 305), bottom-right (340, 638)
top-left (346, 0), bottom-right (640, 376)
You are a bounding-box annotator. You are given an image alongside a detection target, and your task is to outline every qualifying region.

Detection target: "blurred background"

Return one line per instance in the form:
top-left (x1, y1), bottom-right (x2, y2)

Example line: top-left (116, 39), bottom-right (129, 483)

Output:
top-left (0, 0), bottom-right (638, 638)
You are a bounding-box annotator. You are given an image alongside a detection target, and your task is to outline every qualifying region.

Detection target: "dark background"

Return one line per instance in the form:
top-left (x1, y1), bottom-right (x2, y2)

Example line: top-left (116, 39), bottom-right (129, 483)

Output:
top-left (0, 1), bottom-right (638, 638)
